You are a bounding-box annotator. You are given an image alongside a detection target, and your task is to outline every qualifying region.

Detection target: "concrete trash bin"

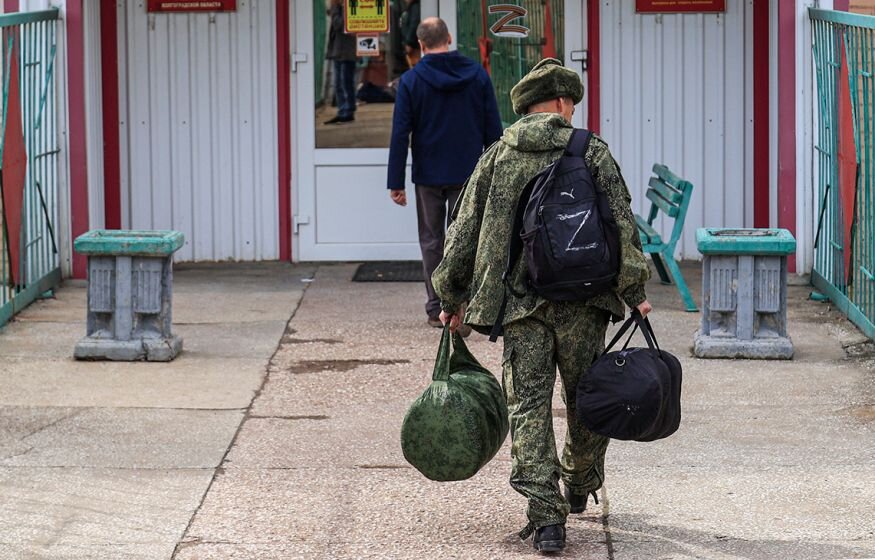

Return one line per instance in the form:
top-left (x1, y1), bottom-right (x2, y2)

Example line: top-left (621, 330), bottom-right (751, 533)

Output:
top-left (73, 230), bottom-right (184, 361)
top-left (694, 228), bottom-right (796, 359)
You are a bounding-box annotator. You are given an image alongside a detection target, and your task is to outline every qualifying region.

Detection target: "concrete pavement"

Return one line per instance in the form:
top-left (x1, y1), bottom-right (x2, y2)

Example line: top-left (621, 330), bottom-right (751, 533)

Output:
top-left (0, 263), bottom-right (316, 559)
top-left (1, 262), bottom-right (874, 559)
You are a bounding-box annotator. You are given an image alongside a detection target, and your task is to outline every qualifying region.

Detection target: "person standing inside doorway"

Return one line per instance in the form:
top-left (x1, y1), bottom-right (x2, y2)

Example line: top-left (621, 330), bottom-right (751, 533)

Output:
top-left (325, 0), bottom-right (357, 125)
top-left (387, 17), bottom-right (503, 329)
top-left (400, 0), bottom-right (421, 67)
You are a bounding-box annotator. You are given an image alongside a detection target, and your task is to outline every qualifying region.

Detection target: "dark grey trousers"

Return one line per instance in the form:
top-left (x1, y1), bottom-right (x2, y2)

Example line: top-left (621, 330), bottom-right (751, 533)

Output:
top-left (415, 184), bottom-right (463, 318)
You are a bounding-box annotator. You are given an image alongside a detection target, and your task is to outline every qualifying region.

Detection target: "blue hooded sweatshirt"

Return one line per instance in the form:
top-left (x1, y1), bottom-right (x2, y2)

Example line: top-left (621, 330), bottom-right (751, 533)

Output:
top-left (387, 51), bottom-right (503, 190)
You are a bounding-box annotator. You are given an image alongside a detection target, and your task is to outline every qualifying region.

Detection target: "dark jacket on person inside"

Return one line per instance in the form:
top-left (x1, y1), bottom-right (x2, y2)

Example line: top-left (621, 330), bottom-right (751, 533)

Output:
top-left (400, 0), bottom-right (421, 49)
top-left (326, 4), bottom-right (356, 61)
top-left (387, 51), bottom-right (503, 190)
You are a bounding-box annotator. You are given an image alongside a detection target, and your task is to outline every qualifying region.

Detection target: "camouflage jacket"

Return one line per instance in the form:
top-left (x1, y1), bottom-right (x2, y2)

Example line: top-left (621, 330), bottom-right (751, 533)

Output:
top-left (432, 112), bottom-right (650, 327)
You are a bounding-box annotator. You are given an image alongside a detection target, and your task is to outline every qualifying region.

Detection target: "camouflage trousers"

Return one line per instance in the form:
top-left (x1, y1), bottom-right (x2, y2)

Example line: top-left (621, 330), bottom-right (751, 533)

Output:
top-left (502, 302), bottom-right (610, 529)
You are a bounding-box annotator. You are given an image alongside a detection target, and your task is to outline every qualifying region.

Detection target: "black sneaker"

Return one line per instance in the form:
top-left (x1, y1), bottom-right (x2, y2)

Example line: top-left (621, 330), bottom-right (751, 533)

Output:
top-left (324, 115), bottom-right (355, 124)
top-left (533, 524), bottom-right (566, 553)
top-left (565, 487), bottom-right (598, 514)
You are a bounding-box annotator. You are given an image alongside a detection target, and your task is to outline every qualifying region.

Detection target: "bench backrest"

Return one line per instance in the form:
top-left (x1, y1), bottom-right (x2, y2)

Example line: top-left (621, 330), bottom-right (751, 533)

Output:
top-left (644, 164), bottom-right (694, 249)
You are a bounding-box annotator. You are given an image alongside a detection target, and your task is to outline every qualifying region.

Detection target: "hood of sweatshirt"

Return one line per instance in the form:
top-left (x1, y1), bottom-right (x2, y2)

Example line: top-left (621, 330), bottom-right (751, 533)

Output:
top-left (412, 51), bottom-right (482, 92)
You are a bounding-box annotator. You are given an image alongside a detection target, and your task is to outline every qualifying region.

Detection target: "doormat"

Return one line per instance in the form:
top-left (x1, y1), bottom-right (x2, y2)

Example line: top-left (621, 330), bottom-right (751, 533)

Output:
top-left (352, 261), bottom-right (424, 282)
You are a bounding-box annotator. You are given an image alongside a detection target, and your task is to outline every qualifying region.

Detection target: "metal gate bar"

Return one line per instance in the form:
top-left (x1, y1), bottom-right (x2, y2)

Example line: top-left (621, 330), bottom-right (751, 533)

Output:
top-left (810, 8), bottom-right (875, 339)
top-left (0, 8), bottom-right (60, 328)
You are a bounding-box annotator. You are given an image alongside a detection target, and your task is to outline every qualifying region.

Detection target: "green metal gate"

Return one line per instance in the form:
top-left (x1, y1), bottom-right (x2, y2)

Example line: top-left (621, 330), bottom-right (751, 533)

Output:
top-left (811, 8), bottom-right (875, 339)
top-left (0, 9), bottom-right (60, 328)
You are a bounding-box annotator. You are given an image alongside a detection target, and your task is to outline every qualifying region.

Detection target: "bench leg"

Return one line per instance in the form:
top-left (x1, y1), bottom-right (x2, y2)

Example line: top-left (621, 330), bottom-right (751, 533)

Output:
top-left (663, 253), bottom-right (699, 312)
top-left (650, 253), bottom-right (672, 285)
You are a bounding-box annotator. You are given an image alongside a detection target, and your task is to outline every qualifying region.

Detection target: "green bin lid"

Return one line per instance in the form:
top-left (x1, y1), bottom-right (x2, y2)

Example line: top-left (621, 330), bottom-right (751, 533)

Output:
top-left (74, 230), bottom-right (185, 257)
top-left (696, 228), bottom-right (796, 255)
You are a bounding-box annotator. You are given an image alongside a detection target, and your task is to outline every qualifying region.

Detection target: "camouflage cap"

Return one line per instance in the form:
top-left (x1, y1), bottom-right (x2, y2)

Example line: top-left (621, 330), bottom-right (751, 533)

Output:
top-left (510, 58), bottom-right (583, 116)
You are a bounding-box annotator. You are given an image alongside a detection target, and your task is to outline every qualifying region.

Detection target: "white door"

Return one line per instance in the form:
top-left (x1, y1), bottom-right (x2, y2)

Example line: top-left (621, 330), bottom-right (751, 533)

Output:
top-left (291, 0), bottom-right (586, 261)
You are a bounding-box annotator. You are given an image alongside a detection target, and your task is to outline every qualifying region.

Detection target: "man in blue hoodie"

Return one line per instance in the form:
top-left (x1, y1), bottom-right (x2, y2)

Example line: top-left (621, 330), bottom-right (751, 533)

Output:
top-left (387, 17), bottom-right (502, 328)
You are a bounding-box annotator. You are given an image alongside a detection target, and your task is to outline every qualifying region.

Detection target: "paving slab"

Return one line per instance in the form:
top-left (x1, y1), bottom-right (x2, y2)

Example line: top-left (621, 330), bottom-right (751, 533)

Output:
top-left (329, 537), bottom-right (610, 559)
top-left (605, 403), bottom-right (875, 469)
top-left (603, 466), bottom-right (875, 542)
top-left (251, 364), bottom-right (430, 417)
top-left (6, 283), bottom-right (87, 324)
top-left (0, 321), bottom-right (83, 360)
top-left (184, 466), bottom-right (534, 546)
top-left (0, 358), bottom-right (264, 409)
top-left (0, 543), bottom-right (172, 560)
top-left (174, 543), bottom-right (329, 560)
top-left (0, 467), bottom-right (212, 551)
top-left (224, 408), bottom-right (410, 469)
top-left (172, 291), bottom-right (304, 324)
top-left (0, 408), bottom-right (75, 462)
top-left (173, 322), bottom-right (289, 360)
top-left (0, 407), bottom-right (243, 468)
top-left (607, 538), bottom-right (875, 560)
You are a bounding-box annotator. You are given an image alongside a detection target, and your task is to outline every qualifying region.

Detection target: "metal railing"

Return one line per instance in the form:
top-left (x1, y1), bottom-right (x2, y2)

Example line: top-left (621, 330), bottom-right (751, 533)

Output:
top-left (0, 8), bottom-right (60, 328)
top-left (811, 8), bottom-right (875, 339)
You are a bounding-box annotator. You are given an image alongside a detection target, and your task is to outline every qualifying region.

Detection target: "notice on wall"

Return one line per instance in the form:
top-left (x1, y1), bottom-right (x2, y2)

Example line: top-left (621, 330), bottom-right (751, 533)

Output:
top-left (147, 0), bottom-right (237, 12)
top-left (636, 0), bottom-right (725, 13)
top-left (345, 0), bottom-right (389, 33)
top-left (356, 34), bottom-right (380, 57)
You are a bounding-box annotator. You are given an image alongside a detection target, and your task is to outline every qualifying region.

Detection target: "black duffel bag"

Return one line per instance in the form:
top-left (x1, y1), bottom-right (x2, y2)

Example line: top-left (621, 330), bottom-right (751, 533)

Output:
top-left (576, 312), bottom-right (682, 442)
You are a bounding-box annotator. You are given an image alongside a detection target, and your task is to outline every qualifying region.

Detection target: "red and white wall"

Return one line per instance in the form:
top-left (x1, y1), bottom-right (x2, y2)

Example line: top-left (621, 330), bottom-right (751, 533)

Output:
top-left (2, 0), bottom-right (842, 276)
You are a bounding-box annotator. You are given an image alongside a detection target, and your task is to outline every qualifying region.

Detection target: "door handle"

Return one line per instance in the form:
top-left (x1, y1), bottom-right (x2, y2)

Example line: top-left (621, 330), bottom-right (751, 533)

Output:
top-left (291, 53), bottom-right (308, 73)
top-left (570, 50), bottom-right (588, 71)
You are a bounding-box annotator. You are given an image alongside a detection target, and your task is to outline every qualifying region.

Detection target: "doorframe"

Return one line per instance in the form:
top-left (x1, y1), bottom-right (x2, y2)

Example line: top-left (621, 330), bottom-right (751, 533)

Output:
top-left (585, 0), bottom-right (599, 133)
top-left (278, 0), bottom-right (292, 261)
top-left (290, 0), bottom-right (439, 262)
top-left (289, 0), bottom-right (587, 262)
top-left (565, 0), bottom-right (586, 129)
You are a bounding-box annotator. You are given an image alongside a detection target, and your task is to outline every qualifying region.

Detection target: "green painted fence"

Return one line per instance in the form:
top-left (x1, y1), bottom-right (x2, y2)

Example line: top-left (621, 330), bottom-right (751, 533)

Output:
top-left (810, 9), bottom-right (875, 339)
top-left (456, 0), bottom-right (563, 126)
top-left (0, 9), bottom-right (61, 328)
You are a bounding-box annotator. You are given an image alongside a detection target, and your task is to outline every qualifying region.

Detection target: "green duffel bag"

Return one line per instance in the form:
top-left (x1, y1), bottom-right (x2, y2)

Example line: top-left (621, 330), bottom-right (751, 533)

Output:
top-left (401, 327), bottom-right (509, 481)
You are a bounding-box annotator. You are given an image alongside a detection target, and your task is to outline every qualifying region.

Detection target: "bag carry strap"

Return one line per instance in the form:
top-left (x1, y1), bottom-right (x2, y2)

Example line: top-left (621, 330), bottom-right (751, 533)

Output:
top-left (488, 294), bottom-right (509, 342)
top-left (602, 310), bottom-right (661, 356)
top-left (432, 327), bottom-right (452, 381)
top-left (489, 128), bottom-right (593, 343)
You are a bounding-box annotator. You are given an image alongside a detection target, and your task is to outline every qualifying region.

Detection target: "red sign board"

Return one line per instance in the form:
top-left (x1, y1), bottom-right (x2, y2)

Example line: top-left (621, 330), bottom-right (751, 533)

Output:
top-left (147, 0), bottom-right (237, 12)
top-left (636, 0), bottom-right (725, 13)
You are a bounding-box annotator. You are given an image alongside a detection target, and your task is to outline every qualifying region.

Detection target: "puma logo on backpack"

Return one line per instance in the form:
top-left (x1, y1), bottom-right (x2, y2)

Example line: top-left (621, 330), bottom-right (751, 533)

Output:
top-left (490, 129), bottom-right (620, 341)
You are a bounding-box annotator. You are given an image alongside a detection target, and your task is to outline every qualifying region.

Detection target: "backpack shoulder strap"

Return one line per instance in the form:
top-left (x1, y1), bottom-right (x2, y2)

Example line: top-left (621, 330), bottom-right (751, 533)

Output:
top-left (565, 128), bottom-right (593, 158)
top-left (489, 177), bottom-right (536, 342)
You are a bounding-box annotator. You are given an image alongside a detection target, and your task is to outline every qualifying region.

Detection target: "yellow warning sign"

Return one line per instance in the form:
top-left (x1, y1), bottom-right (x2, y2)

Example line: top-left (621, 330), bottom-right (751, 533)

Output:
top-left (344, 0), bottom-right (389, 33)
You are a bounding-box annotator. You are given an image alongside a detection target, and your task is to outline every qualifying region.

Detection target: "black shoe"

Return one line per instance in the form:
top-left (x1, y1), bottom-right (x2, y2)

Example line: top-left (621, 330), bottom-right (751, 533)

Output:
top-left (324, 115), bottom-right (354, 124)
top-left (533, 524), bottom-right (566, 553)
top-left (565, 487), bottom-right (598, 514)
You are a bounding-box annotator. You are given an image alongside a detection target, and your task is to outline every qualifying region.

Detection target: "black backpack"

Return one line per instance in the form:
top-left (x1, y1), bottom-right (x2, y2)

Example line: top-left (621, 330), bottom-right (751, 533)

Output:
top-left (576, 312), bottom-right (682, 442)
top-left (489, 129), bottom-right (620, 341)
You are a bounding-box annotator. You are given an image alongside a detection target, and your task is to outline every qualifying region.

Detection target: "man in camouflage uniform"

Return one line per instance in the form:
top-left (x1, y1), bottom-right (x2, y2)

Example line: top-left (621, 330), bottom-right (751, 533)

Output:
top-left (432, 58), bottom-right (652, 553)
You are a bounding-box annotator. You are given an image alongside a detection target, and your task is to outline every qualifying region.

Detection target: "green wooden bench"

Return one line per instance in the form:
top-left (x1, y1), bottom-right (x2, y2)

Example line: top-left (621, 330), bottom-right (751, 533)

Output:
top-left (635, 164), bottom-right (698, 312)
